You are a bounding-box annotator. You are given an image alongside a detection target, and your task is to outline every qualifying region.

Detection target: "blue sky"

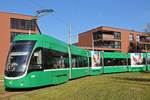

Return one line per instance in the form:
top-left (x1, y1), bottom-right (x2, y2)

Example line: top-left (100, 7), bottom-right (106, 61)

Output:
top-left (0, 0), bottom-right (150, 43)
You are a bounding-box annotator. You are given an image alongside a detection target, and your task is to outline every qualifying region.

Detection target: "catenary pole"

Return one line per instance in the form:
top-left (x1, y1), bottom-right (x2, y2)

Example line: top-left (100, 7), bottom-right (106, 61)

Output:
top-left (146, 45), bottom-right (148, 71)
top-left (69, 24), bottom-right (72, 79)
top-left (92, 33), bottom-right (94, 51)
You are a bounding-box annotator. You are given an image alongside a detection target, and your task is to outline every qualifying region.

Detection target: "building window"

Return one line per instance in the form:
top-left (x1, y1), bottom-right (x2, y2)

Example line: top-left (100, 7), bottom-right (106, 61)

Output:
top-left (10, 18), bottom-right (36, 31)
top-left (129, 42), bottom-right (136, 52)
top-left (136, 34), bottom-right (140, 41)
top-left (115, 41), bottom-right (121, 49)
top-left (10, 32), bottom-right (32, 42)
top-left (129, 33), bottom-right (134, 40)
top-left (94, 41), bottom-right (121, 49)
top-left (114, 32), bottom-right (121, 39)
top-left (93, 31), bottom-right (102, 40)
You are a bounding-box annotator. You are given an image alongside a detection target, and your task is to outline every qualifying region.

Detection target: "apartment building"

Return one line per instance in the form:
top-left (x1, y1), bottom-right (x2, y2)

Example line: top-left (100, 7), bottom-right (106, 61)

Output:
top-left (74, 26), bottom-right (150, 53)
top-left (0, 12), bottom-right (37, 75)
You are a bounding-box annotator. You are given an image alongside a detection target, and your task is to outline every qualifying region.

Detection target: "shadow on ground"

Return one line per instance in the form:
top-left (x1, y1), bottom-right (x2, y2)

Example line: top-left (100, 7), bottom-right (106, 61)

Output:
top-left (112, 76), bottom-right (150, 82)
top-left (140, 71), bottom-right (150, 74)
top-left (5, 85), bottom-right (54, 92)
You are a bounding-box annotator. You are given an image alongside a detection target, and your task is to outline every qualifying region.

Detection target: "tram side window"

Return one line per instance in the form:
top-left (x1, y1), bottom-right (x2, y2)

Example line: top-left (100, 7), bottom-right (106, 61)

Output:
top-left (147, 58), bottom-right (150, 65)
top-left (42, 48), bottom-right (69, 69)
top-left (104, 58), bottom-right (126, 66)
top-left (77, 56), bottom-right (88, 67)
top-left (29, 48), bottom-right (43, 71)
top-left (142, 58), bottom-right (146, 65)
top-left (80, 56), bottom-right (88, 67)
top-left (29, 48), bottom-right (42, 65)
top-left (72, 55), bottom-right (88, 68)
top-left (128, 58), bottom-right (131, 65)
top-left (89, 57), bottom-right (92, 67)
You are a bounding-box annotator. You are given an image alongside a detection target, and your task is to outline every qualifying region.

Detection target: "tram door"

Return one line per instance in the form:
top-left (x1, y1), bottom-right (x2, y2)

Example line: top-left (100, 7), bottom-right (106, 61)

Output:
top-left (28, 48), bottom-right (45, 87)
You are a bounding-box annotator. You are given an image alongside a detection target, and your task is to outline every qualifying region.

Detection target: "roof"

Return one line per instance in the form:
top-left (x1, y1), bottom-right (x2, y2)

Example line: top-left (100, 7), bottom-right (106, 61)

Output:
top-left (79, 26), bottom-right (148, 35)
top-left (14, 34), bottom-right (88, 56)
top-left (0, 11), bottom-right (33, 17)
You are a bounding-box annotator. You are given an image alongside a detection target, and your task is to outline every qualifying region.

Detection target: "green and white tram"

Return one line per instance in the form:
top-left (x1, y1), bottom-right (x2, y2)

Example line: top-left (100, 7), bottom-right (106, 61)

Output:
top-left (4, 34), bottom-right (93, 88)
top-left (4, 34), bottom-right (150, 89)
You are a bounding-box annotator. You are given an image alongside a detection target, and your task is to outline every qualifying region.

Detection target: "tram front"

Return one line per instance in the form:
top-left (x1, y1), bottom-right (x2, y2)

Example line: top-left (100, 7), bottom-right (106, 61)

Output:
top-left (4, 40), bottom-right (36, 88)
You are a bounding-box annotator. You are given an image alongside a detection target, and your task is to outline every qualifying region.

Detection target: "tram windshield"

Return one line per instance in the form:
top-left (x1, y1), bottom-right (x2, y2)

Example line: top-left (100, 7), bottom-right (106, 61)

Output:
top-left (5, 40), bottom-right (36, 77)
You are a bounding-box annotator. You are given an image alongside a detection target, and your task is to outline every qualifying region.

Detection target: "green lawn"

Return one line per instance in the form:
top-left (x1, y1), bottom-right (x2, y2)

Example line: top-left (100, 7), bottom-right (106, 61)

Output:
top-left (2, 72), bottom-right (150, 100)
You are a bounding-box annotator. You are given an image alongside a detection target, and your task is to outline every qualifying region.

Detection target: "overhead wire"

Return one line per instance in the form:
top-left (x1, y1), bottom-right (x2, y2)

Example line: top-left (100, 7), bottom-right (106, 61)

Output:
top-left (26, 0), bottom-right (79, 42)
top-left (28, 0), bottom-right (46, 9)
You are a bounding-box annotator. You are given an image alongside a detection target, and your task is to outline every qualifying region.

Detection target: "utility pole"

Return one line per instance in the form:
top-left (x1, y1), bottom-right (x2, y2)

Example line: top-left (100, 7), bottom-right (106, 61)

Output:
top-left (69, 24), bottom-right (72, 44)
top-left (68, 24), bottom-right (72, 79)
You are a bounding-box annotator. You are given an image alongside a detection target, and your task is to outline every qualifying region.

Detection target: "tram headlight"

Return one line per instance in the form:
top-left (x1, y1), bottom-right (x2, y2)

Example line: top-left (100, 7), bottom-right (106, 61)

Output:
top-left (20, 81), bottom-right (24, 86)
top-left (9, 80), bottom-right (13, 85)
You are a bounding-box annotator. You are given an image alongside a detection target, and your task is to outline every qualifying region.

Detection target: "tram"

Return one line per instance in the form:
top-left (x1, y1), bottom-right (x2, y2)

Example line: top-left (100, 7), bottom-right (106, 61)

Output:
top-left (4, 34), bottom-right (92, 88)
top-left (4, 34), bottom-right (150, 88)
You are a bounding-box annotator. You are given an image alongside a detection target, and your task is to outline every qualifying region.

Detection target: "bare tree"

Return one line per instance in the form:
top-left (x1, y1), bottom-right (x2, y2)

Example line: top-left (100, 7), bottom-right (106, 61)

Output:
top-left (145, 22), bottom-right (150, 33)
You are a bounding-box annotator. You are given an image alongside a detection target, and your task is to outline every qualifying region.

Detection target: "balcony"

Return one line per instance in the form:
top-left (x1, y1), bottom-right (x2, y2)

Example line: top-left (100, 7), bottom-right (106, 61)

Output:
top-left (139, 36), bottom-right (150, 43)
top-left (137, 43), bottom-right (150, 50)
top-left (93, 31), bottom-right (121, 40)
top-left (94, 40), bottom-right (121, 49)
top-left (102, 34), bottom-right (114, 39)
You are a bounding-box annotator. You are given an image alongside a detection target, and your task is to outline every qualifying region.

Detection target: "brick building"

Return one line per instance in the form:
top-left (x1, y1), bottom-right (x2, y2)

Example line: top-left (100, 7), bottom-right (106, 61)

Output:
top-left (74, 26), bottom-right (150, 53)
top-left (0, 12), bottom-right (37, 75)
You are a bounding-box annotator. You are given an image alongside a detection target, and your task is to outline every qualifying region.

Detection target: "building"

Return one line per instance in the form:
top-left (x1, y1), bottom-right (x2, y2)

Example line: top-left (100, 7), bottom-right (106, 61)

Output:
top-left (0, 12), bottom-right (38, 75)
top-left (74, 26), bottom-right (150, 53)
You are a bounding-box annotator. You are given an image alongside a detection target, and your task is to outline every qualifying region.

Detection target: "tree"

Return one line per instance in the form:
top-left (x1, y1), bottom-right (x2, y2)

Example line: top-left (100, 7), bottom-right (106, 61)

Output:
top-left (144, 22), bottom-right (150, 33)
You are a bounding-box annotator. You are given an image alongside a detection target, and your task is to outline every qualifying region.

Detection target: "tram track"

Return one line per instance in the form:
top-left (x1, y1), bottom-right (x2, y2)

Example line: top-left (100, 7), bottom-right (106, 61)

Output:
top-left (0, 91), bottom-right (26, 99)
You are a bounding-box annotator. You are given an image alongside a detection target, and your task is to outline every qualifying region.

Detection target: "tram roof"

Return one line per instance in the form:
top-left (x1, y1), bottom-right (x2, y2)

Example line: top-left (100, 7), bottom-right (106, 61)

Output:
top-left (13, 34), bottom-right (89, 56)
